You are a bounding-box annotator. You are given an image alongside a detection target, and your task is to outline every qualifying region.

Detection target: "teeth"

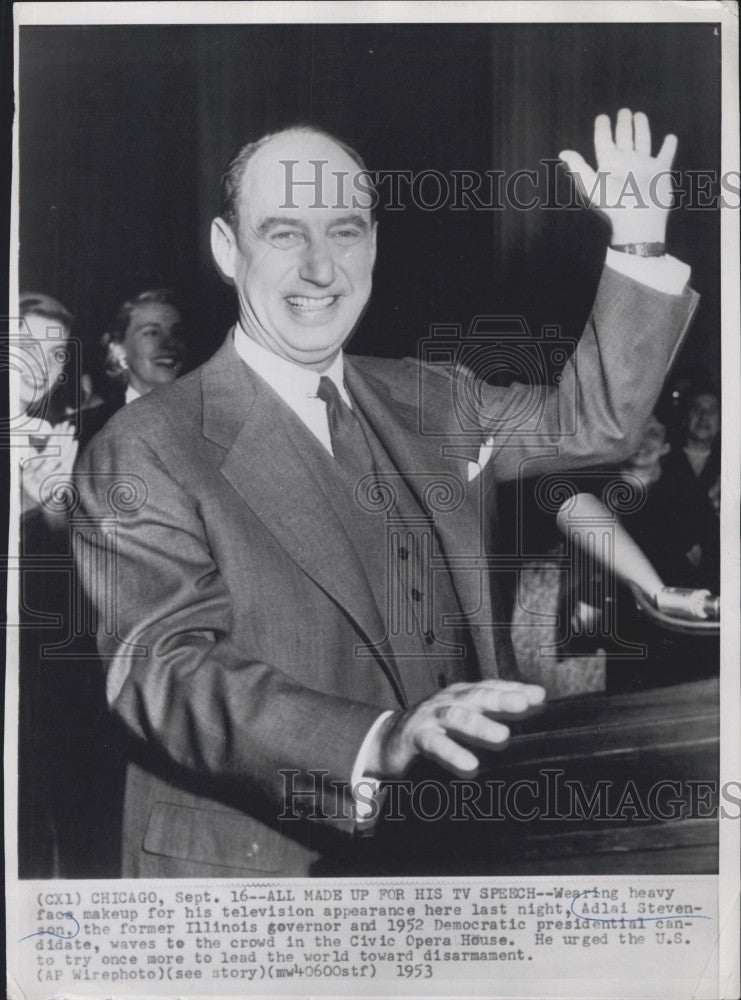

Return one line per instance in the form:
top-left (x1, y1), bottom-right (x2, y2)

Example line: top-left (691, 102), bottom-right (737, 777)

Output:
top-left (287, 295), bottom-right (336, 311)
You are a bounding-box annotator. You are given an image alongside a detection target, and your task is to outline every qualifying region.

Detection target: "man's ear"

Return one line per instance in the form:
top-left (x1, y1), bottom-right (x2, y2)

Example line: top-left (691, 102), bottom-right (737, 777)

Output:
top-left (660, 441), bottom-right (671, 457)
top-left (210, 217), bottom-right (238, 284)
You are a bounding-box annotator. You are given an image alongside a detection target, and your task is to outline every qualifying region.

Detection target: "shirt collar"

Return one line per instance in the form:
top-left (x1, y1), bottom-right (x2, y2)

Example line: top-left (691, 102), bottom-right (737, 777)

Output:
top-left (233, 323), bottom-right (348, 406)
top-left (125, 383), bottom-right (142, 405)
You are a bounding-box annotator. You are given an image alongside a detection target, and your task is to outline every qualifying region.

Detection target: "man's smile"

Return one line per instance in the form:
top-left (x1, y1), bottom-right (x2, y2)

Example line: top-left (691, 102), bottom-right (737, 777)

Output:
top-left (285, 294), bottom-right (340, 312)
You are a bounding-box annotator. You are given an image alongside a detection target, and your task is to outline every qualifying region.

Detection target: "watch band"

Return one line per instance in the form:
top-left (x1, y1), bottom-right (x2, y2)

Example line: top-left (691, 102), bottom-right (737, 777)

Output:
top-left (611, 241), bottom-right (666, 257)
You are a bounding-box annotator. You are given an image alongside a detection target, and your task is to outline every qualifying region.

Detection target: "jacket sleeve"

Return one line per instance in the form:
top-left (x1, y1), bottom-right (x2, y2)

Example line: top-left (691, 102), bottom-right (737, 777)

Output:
top-left (73, 426), bottom-right (383, 832)
top-left (474, 266), bottom-right (700, 482)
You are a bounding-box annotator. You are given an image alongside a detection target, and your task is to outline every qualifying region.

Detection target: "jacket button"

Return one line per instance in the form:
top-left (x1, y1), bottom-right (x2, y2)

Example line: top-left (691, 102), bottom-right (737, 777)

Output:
top-left (411, 588), bottom-right (422, 601)
top-left (398, 546), bottom-right (409, 560)
top-left (424, 632), bottom-right (435, 645)
top-left (437, 673), bottom-right (448, 688)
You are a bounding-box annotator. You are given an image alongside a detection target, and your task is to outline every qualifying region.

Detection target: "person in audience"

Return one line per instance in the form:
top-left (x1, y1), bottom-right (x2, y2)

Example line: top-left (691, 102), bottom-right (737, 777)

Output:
top-left (661, 386), bottom-right (720, 591)
top-left (16, 291), bottom-right (148, 877)
top-left (103, 287), bottom-right (187, 398)
top-left (78, 289), bottom-right (187, 449)
top-left (17, 293), bottom-right (79, 518)
top-left (17, 293), bottom-right (79, 876)
top-left (616, 412), bottom-right (712, 588)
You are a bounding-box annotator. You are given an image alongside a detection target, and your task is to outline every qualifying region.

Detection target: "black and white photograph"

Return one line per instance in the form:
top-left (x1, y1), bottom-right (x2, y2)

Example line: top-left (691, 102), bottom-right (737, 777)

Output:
top-left (5, 2), bottom-right (739, 998)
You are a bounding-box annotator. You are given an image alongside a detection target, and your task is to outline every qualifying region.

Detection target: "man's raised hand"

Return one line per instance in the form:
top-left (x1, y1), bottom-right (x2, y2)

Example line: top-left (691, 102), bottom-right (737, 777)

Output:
top-left (559, 109), bottom-right (678, 246)
top-left (368, 679), bottom-right (546, 779)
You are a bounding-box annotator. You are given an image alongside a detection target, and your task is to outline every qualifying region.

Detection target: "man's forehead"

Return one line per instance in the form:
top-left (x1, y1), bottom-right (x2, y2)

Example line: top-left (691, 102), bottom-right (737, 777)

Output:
top-left (240, 131), bottom-right (369, 221)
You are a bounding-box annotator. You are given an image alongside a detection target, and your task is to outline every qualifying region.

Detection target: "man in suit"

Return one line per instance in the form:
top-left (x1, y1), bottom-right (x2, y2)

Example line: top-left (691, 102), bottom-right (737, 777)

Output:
top-left (75, 111), bottom-right (699, 876)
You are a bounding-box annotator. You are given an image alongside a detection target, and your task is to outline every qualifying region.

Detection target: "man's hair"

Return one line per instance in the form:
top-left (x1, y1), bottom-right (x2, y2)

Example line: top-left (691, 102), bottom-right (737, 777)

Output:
top-left (101, 288), bottom-right (183, 382)
top-left (219, 125), bottom-right (377, 233)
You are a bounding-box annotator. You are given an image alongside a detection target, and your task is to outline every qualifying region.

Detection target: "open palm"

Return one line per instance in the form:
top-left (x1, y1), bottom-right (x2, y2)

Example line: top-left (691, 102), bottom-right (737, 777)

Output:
top-left (560, 109), bottom-right (677, 245)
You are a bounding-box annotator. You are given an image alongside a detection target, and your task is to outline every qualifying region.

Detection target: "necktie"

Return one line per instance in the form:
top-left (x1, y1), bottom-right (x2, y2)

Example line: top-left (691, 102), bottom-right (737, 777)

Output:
top-left (316, 376), bottom-right (375, 484)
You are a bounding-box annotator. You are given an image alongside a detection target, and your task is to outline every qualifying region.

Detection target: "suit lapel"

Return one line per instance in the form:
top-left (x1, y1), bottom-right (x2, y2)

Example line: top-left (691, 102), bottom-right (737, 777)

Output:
top-left (344, 358), bottom-right (499, 673)
top-left (200, 338), bottom-right (406, 703)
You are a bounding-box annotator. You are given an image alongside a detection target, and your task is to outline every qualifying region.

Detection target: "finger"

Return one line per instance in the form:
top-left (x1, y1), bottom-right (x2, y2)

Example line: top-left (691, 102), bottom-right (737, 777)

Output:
top-left (558, 151), bottom-right (597, 205)
top-left (447, 678), bottom-right (541, 695)
top-left (416, 728), bottom-right (480, 776)
top-left (475, 680), bottom-right (546, 706)
top-left (615, 108), bottom-right (633, 151)
top-left (475, 678), bottom-right (540, 692)
top-left (437, 705), bottom-right (511, 748)
top-left (457, 687), bottom-right (543, 717)
top-left (59, 423), bottom-right (77, 443)
top-left (656, 132), bottom-right (678, 169)
top-left (593, 114), bottom-right (613, 164)
top-left (633, 112), bottom-right (651, 155)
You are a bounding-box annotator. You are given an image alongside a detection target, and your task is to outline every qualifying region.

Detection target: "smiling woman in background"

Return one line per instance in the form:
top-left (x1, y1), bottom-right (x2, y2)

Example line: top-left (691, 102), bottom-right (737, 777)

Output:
top-left (103, 288), bottom-right (187, 399)
top-left (80, 289), bottom-right (187, 449)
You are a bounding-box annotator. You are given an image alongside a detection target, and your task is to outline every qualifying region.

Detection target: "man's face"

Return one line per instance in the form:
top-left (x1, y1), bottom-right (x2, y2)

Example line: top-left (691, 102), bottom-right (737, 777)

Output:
top-left (213, 131), bottom-right (377, 370)
top-left (686, 393), bottom-right (720, 445)
top-left (18, 311), bottom-right (71, 411)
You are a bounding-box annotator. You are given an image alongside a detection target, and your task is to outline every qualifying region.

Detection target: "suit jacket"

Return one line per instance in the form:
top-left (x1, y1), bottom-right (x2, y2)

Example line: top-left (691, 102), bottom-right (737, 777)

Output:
top-left (75, 387), bottom-right (126, 451)
top-left (74, 266), bottom-right (698, 877)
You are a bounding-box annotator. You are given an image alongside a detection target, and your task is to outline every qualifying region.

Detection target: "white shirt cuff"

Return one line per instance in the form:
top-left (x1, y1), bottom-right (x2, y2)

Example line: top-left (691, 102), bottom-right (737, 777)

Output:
top-left (350, 710), bottom-right (395, 827)
top-left (605, 248), bottom-right (691, 295)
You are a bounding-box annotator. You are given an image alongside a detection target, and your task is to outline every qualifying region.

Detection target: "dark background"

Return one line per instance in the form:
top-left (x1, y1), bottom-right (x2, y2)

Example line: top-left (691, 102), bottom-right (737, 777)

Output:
top-left (19, 22), bottom-right (721, 380)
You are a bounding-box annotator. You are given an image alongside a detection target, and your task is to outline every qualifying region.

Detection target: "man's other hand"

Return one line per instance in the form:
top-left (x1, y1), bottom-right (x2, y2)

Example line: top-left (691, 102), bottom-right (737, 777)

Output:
top-left (559, 109), bottom-right (677, 246)
top-left (367, 680), bottom-right (546, 779)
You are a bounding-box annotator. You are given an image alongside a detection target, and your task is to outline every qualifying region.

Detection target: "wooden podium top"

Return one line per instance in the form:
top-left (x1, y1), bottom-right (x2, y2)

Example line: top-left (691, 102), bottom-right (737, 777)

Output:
top-left (323, 677), bottom-right (719, 876)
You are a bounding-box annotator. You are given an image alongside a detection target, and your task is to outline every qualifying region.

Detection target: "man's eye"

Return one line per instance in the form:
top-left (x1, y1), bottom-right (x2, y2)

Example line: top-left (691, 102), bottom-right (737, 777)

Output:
top-left (331, 229), bottom-right (362, 244)
top-left (269, 230), bottom-right (304, 247)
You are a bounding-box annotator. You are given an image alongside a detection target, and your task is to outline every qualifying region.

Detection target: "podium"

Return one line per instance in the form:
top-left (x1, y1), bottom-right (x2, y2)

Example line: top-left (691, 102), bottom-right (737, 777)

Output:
top-left (321, 676), bottom-right (719, 876)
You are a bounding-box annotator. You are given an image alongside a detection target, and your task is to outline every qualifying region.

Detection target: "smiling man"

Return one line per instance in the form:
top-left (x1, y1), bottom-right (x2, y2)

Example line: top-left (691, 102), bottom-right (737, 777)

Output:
top-left (75, 116), bottom-right (699, 877)
top-left (211, 130), bottom-right (377, 369)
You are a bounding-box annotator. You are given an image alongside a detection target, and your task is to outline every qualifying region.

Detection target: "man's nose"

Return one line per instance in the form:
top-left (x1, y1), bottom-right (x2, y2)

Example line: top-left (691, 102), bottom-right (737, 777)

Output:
top-left (298, 239), bottom-right (336, 286)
